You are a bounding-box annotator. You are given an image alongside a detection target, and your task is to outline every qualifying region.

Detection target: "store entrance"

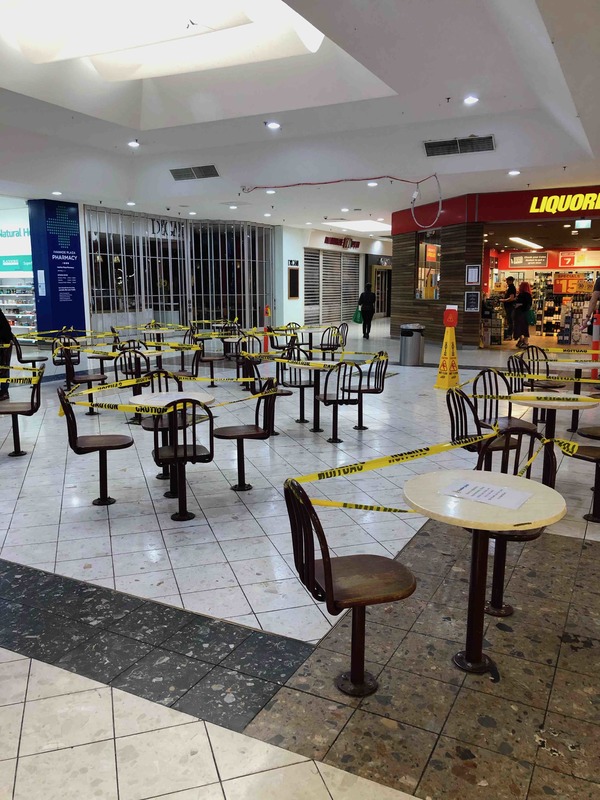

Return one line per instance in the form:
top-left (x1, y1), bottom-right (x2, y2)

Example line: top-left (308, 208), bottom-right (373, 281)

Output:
top-left (482, 217), bottom-right (599, 348)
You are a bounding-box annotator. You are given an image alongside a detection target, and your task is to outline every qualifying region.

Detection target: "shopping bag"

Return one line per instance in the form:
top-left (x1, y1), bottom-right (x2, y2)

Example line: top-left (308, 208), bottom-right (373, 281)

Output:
top-left (352, 306), bottom-right (363, 324)
top-left (527, 308), bottom-right (536, 325)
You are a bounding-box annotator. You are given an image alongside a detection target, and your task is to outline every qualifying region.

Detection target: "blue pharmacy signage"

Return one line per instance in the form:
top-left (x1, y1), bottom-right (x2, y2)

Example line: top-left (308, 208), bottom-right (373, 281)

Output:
top-left (28, 199), bottom-right (87, 334)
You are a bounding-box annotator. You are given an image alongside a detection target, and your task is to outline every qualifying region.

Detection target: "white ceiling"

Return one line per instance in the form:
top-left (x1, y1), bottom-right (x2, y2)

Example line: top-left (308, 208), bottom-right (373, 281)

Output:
top-left (0, 0), bottom-right (598, 231)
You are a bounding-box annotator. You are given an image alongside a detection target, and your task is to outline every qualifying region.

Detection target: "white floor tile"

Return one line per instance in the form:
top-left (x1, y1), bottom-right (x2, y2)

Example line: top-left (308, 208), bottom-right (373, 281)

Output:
top-left (222, 761), bottom-right (331, 800)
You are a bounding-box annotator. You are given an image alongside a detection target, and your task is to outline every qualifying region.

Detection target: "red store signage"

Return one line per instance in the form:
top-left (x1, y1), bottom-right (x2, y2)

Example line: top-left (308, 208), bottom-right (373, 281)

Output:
top-left (392, 185), bottom-right (600, 235)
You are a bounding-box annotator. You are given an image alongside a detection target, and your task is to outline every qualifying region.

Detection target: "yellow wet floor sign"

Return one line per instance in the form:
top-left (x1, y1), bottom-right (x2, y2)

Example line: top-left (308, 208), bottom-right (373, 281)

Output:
top-left (434, 325), bottom-right (459, 389)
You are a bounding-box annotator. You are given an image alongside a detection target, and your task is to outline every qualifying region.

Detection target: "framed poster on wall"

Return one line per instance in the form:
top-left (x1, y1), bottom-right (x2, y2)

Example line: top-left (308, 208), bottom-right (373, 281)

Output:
top-left (288, 267), bottom-right (300, 299)
top-left (465, 264), bottom-right (481, 285)
top-left (464, 291), bottom-right (480, 313)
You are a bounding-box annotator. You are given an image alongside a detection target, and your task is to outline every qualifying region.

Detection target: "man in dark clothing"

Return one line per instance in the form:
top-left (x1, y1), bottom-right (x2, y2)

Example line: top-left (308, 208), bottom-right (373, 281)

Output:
top-left (499, 276), bottom-right (516, 339)
top-left (0, 307), bottom-right (12, 400)
top-left (358, 283), bottom-right (376, 339)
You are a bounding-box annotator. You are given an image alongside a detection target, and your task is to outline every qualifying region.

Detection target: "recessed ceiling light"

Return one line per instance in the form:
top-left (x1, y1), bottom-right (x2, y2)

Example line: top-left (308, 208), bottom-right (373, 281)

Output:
top-left (463, 95), bottom-right (479, 105)
top-left (367, 182), bottom-right (378, 187)
top-left (264, 121), bottom-right (281, 130)
top-left (342, 229), bottom-right (347, 232)
top-left (51, 191), bottom-right (62, 196)
top-left (128, 139), bottom-right (140, 148)
top-left (508, 170), bottom-right (521, 176)
top-left (563, 224), bottom-right (571, 228)
top-left (264, 213), bottom-right (272, 217)
top-left (581, 247), bottom-right (588, 251)
top-left (266, 189), bottom-right (276, 195)
top-left (509, 236), bottom-right (543, 250)
top-left (229, 205), bottom-right (238, 210)
top-left (306, 222), bottom-right (312, 225)
top-left (341, 207), bottom-right (349, 212)
top-left (369, 234), bottom-right (374, 237)
top-left (377, 218), bottom-right (384, 222)
top-left (126, 201), bottom-right (136, 206)
top-left (189, 211), bottom-right (197, 216)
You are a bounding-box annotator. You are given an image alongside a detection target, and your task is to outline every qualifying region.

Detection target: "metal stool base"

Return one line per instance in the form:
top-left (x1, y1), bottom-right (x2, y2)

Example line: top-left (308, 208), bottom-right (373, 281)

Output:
top-left (336, 671), bottom-right (378, 697)
top-left (485, 601), bottom-right (514, 617)
top-left (453, 651), bottom-right (494, 674)
top-left (231, 483), bottom-right (252, 492)
top-left (93, 496), bottom-right (116, 506)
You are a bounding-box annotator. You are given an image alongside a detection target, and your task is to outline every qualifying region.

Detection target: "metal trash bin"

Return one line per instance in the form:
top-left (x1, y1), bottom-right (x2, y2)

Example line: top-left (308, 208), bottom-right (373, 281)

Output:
top-left (399, 323), bottom-right (425, 366)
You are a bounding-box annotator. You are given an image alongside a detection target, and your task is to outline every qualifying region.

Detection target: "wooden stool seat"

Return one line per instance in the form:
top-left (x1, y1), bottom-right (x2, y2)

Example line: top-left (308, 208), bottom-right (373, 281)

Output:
top-left (315, 555), bottom-right (416, 608)
top-left (578, 426), bottom-right (600, 440)
top-left (214, 424), bottom-right (265, 440)
top-left (483, 415), bottom-right (537, 433)
top-left (75, 434), bottom-right (133, 451)
top-left (154, 443), bottom-right (211, 461)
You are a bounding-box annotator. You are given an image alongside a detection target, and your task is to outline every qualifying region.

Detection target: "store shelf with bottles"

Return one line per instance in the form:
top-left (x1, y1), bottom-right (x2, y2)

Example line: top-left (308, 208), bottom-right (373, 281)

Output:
top-left (0, 276), bottom-right (37, 342)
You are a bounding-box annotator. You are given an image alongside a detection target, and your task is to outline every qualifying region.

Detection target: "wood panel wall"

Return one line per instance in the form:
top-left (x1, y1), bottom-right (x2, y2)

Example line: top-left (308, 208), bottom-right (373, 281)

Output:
top-left (390, 223), bottom-right (484, 346)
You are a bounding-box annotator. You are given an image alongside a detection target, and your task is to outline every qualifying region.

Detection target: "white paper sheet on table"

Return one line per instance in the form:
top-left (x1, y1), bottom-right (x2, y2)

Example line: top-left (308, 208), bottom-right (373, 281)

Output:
top-left (443, 480), bottom-right (532, 510)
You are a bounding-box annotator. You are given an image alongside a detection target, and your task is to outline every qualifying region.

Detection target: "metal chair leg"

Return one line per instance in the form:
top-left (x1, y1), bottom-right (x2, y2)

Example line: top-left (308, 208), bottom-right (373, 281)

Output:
top-left (336, 606), bottom-right (378, 697)
top-left (172, 462), bottom-right (194, 521)
top-left (93, 450), bottom-right (115, 505)
top-left (232, 439), bottom-right (252, 491)
top-left (328, 404), bottom-right (342, 443)
top-left (354, 394), bottom-right (367, 430)
top-left (584, 462), bottom-right (600, 523)
top-left (8, 415), bottom-right (26, 457)
top-left (485, 538), bottom-right (513, 616)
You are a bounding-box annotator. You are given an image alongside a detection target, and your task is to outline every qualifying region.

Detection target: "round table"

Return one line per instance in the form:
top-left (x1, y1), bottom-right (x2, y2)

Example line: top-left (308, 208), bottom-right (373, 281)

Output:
top-left (403, 468), bottom-right (566, 674)
top-left (510, 392), bottom-right (598, 484)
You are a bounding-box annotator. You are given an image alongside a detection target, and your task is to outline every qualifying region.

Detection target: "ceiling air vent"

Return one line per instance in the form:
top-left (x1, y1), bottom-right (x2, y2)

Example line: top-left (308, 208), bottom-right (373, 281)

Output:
top-left (424, 135), bottom-right (495, 157)
top-left (170, 165), bottom-right (220, 181)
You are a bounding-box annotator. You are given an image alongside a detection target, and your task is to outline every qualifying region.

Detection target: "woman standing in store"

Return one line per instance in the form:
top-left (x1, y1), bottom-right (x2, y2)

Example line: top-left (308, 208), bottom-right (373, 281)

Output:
top-left (513, 281), bottom-right (533, 349)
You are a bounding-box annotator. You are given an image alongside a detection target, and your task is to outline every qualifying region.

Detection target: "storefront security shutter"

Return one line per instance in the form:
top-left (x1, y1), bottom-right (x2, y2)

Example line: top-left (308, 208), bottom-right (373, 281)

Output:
top-left (341, 252), bottom-right (360, 320)
top-left (321, 250), bottom-right (341, 324)
top-left (303, 248), bottom-right (320, 325)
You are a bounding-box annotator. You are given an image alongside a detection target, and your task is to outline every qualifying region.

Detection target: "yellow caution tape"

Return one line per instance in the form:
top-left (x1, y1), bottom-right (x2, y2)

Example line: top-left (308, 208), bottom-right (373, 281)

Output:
top-left (311, 498), bottom-right (416, 513)
top-left (294, 429), bottom-right (498, 484)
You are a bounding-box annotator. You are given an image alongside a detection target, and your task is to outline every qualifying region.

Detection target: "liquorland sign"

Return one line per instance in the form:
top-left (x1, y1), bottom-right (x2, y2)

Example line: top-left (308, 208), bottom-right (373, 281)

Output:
top-left (529, 192), bottom-right (600, 214)
top-left (392, 185), bottom-right (600, 234)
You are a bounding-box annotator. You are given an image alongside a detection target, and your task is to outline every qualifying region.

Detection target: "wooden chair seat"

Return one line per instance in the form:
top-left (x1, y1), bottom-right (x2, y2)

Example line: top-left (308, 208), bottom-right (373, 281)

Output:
top-left (316, 392), bottom-right (359, 405)
top-left (531, 381), bottom-right (562, 391)
top-left (0, 401), bottom-right (33, 415)
top-left (214, 424), bottom-right (265, 440)
top-left (314, 555), bottom-right (416, 609)
top-left (154, 444), bottom-right (211, 462)
top-left (75, 434), bottom-right (134, 452)
top-left (570, 444), bottom-right (600, 462)
top-left (73, 371), bottom-right (106, 385)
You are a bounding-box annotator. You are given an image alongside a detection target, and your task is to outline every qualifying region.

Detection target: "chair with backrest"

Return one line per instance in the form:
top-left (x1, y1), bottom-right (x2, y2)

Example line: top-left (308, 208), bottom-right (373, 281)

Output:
top-left (476, 427), bottom-right (557, 617)
top-left (57, 386), bottom-right (134, 504)
top-left (317, 361), bottom-right (362, 443)
top-left (175, 339), bottom-right (225, 389)
top-left (87, 326), bottom-right (120, 375)
top-left (63, 348), bottom-right (106, 416)
top-left (280, 343), bottom-right (314, 424)
top-left (114, 348), bottom-right (151, 424)
top-left (319, 326), bottom-right (342, 361)
top-left (11, 335), bottom-right (48, 370)
top-left (446, 388), bottom-right (516, 469)
top-left (0, 365), bottom-right (45, 457)
top-left (241, 356), bottom-right (292, 435)
top-left (350, 351), bottom-right (388, 431)
top-left (472, 368), bottom-right (537, 433)
top-left (235, 334), bottom-right (263, 387)
top-left (52, 334), bottom-right (81, 368)
top-left (219, 322), bottom-right (243, 360)
top-left (152, 397), bottom-right (214, 521)
top-left (178, 327), bottom-right (196, 372)
top-left (338, 322), bottom-right (349, 349)
top-left (284, 477), bottom-right (416, 697)
top-left (521, 345), bottom-right (566, 392)
top-left (507, 354), bottom-right (542, 427)
top-left (139, 368), bottom-right (184, 483)
top-left (214, 377), bottom-right (277, 491)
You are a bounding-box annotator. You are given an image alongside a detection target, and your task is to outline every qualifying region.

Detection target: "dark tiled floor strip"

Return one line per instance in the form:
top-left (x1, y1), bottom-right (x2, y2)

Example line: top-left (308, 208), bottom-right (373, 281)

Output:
top-left (3, 524), bottom-right (600, 800)
top-left (0, 559), bottom-right (314, 731)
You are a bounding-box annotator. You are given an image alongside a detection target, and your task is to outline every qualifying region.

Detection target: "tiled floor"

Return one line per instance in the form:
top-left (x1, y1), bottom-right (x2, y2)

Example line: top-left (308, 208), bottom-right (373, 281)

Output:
top-left (1, 320), bottom-right (599, 798)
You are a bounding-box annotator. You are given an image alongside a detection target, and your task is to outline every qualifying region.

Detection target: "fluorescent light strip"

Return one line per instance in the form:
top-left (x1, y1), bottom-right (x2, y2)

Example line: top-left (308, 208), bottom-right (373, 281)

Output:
top-left (509, 237), bottom-right (543, 250)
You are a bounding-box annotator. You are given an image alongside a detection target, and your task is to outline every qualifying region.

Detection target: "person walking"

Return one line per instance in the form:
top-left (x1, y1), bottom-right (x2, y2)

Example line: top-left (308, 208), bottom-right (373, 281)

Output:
top-left (499, 275), bottom-right (516, 339)
top-left (513, 281), bottom-right (533, 349)
top-left (0, 307), bottom-right (12, 400)
top-left (358, 283), bottom-right (376, 339)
